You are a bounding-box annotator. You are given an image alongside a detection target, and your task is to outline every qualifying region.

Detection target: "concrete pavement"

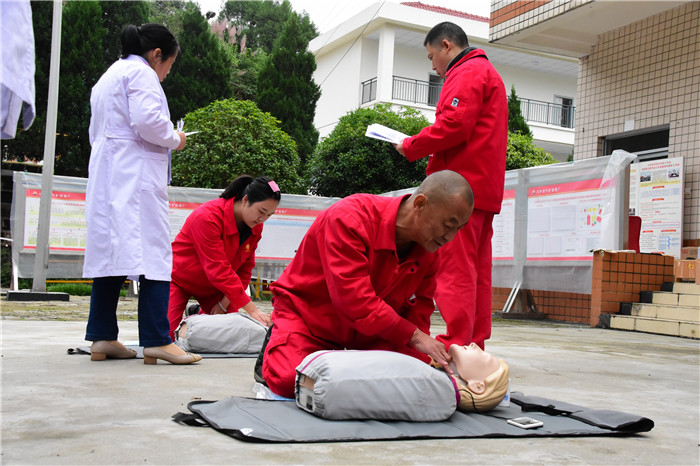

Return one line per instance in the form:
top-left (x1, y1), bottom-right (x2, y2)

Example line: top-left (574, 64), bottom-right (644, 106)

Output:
top-left (1, 317), bottom-right (698, 465)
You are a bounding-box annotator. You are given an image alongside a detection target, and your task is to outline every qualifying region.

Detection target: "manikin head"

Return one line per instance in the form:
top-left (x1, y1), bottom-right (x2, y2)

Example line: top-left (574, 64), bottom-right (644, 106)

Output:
top-left (448, 343), bottom-right (509, 412)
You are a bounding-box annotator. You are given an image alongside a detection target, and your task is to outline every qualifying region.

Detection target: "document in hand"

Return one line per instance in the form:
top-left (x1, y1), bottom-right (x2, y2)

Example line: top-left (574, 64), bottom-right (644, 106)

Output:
top-left (365, 123), bottom-right (409, 144)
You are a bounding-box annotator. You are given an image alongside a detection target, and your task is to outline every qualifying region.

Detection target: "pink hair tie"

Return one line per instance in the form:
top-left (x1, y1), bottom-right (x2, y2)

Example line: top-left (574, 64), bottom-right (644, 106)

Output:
top-left (268, 180), bottom-right (280, 193)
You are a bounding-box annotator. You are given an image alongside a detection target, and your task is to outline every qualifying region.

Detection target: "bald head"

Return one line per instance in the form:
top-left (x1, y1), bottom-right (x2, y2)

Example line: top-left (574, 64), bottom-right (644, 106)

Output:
top-left (414, 170), bottom-right (474, 208)
top-left (396, 171), bottom-right (474, 254)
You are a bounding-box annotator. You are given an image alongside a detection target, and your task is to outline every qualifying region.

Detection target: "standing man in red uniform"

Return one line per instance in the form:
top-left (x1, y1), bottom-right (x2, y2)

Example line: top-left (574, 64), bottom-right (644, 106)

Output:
top-left (394, 22), bottom-right (508, 350)
top-left (259, 171), bottom-right (474, 399)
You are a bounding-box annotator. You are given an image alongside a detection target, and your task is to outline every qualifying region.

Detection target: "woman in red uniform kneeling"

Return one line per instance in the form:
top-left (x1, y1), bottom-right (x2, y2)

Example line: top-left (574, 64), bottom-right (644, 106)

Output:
top-left (168, 175), bottom-right (280, 339)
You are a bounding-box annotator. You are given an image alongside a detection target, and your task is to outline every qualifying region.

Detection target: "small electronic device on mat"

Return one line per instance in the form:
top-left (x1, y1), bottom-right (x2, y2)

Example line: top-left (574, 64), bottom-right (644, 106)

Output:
top-left (507, 416), bottom-right (544, 429)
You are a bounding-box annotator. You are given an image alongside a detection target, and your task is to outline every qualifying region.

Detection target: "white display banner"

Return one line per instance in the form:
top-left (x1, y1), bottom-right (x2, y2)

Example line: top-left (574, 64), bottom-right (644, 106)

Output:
top-left (255, 207), bottom-right (319, 261)
top-left (23, 189), bottom-right (87, 251)
top-left (20, 188), bottom-right (322, 262)
top-left (629, 157), bottom-right (683, 257)
top-left (526, 179), bottom-right (605, 261)
top-left (492, 188), bottom-right (515, 260)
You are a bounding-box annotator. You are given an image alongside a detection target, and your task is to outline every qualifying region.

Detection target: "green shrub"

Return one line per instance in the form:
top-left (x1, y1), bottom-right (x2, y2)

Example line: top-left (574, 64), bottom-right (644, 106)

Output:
top-left (46, 283), bottom-right (93, 296)
top-left (307, 103), bottom-right (429, 197)
top-left (44, 283), bottom-right (127, 297)
top-left (506, 131), bottom-right (558, 170)
top-left (171, 99), bottom-right (306, 194)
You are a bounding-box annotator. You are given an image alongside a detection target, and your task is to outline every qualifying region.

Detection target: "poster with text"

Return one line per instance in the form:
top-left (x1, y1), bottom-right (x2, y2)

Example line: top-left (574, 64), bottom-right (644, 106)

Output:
top-left (23, 190), bottom-right (87, 251)
top-left (492, 189), bottom-right (515, 260)
top-left (632, 157), bottom-right (683, 257)
top-left (168, 201), bottom-right (203, 242)
top-left (255, 207), bottom-right (319, 261)
top-left (526, 179), bottom-right (606, 261)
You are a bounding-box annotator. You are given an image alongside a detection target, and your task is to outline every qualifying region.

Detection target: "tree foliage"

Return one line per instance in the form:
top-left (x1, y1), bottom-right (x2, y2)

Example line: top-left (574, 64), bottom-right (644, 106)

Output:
top-left (506, 131), bottom-right (558, 170)
top-left (171, 99), bottom-right (305, 194)
top-left (507, 85), bottom-right (532, 138)
top-left (99, 0), bottom-right (150, 64)
top-left (256, 13), bottom-right (320, 165)
top-left (229, 48), bottom-right (267, 101)
top-left (162, 2), bottom-right (234, 121)
top-left (308, 104), bottom-right (430, 197)
top-left (54, 1), bottom-right (107, 177)
top-left (147, 0), bottom-right (187, 35)
top-left (220, 0), bottom-right (315, 53)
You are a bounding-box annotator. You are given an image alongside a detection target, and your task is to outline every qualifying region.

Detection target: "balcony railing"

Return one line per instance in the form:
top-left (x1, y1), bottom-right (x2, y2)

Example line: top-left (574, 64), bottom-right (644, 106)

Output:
top-left (392, 76), bottom-right (443, 106)
top-left (361, 76), bottom-right (442, 106)
top-left (520, 98), bottom-right (575, 129)
top-left (361, 78), bottom-right (377, 105)
top-left (360, 77), bottom-right (575, 129)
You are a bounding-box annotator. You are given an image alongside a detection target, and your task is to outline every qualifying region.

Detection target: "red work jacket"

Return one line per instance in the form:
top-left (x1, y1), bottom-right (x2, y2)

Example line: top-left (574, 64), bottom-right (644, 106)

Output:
top-left (270, 194), bottom-right (439, 359)
top-left (403, 48), bottom-right (508, 214)
top-left (171, 196), bottom-right (262, 310)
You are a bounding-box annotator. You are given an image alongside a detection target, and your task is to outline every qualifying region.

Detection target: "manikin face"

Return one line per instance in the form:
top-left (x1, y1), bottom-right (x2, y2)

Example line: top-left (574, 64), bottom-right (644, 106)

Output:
top-left (240, 196), bottom-right (278, 229)
top-left (413, 193), bottom-right (472, 253)
top-left (449, 343), bottom-right (500, 394)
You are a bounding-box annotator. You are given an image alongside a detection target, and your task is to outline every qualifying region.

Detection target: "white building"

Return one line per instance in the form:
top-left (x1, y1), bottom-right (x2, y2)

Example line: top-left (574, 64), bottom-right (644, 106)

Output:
top-left (310, 1), bottom-right (578, 161)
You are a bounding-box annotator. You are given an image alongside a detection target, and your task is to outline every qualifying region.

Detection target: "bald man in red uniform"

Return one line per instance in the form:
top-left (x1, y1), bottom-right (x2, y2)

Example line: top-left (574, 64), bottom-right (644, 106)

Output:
top-left (259, 171), bottom-right (474, 398)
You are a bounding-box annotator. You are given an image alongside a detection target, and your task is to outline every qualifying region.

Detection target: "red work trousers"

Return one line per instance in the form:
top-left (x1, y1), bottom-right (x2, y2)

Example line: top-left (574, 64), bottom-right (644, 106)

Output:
top-left (167, 282), bottom-right (225, 340)
top-left (434, 208), bottom-right (494, 350)
top-left (262, 316), bottom-right (427, 399)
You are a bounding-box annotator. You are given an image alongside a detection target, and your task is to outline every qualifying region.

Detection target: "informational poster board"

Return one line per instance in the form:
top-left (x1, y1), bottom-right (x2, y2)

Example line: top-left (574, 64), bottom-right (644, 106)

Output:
top-left (628, 158), bottom-right (683, 257)
top-left (526, 179), bottom-right (605, 261)
top-left (255, 207), bottom-right (319, 261)
top-left (11, 172), bottom-right (338, 279)
top-left (168, 201), bottom-right (203, 242)
top-left (492, 189), bottom-right (515, 260)
top-left (23, 189), bottom-right (87, 251)
top-left (23, 193), bottom-right (208, 251)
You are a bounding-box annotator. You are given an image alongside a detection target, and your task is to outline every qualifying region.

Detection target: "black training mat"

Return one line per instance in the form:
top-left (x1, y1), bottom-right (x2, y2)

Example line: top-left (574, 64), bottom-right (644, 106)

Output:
top-left (172, 392), bottom-right (653, 443)
top-left (67, 345), bottom-right (257, 358)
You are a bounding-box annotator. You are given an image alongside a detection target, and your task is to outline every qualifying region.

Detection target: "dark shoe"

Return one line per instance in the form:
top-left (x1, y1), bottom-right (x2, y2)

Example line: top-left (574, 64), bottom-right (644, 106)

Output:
top-left (254, 324), bottom-right (274, 386)
top-left (185, 303), bottom-right (201, 317)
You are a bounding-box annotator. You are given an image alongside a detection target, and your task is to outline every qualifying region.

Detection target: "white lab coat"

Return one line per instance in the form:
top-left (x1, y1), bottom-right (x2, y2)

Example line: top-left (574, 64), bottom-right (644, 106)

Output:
top-left (0, 0), bottom-right (36, 139)
top-left (83, 55), bottom-right (181, 281)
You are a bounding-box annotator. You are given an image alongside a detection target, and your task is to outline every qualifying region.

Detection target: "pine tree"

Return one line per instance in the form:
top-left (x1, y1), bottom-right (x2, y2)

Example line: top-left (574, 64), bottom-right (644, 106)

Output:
top-left (55, 1), bottom-right (107, 178)
top-left (162, 3), bottom-right (234, 121)
top-left (99, 1), bottom-right (150, 64)
top-left (507, 85), bottom-right (532, 137)
top-left (221, 0), bottom-right (315, 53)
top-left (256, 13), bottom-right (320, 165)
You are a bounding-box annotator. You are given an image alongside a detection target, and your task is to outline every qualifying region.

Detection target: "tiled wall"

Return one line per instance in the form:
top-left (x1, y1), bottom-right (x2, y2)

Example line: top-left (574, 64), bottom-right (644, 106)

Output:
top-left (576, 3), bottom-right (700, 242)
top-left (590, 251), bottom-right (676, 326)
top-left (490, 0), bottom-right (590, 39)
top-left (489, 2), bottom-right (699, 243)
top-left (492, 286), bottom-right (590, 324)
top-left (493, 251), bottom-right (676, 326)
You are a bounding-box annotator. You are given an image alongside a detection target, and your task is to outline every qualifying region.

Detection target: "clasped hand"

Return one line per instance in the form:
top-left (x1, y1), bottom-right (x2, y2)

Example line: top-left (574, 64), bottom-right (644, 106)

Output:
top-left (410, 328), bottom-right (452, 375)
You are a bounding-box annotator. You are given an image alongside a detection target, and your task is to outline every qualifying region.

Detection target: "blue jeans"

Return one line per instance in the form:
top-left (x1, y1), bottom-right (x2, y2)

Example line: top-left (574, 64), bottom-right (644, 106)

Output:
top-left (85, 276), bottom-right (171, 347)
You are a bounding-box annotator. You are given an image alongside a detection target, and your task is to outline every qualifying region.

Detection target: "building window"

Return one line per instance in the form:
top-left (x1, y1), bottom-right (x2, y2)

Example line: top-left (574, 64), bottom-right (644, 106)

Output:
top-left (554, 96), bottom-right (574, 129)
top-left (428, 74), bottom-right (442, 106)
top-left (602, 126), bottom-right (669, 161)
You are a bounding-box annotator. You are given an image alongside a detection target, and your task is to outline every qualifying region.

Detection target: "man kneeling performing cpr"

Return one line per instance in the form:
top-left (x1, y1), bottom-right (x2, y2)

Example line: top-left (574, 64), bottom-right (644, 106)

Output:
top-left (257, 170), bottom-right (474, 398)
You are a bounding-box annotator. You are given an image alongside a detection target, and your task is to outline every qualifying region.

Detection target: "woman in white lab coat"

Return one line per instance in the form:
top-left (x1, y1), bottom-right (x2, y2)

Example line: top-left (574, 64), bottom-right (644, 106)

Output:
top-left (83, 23), bottom-right (200, 365)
